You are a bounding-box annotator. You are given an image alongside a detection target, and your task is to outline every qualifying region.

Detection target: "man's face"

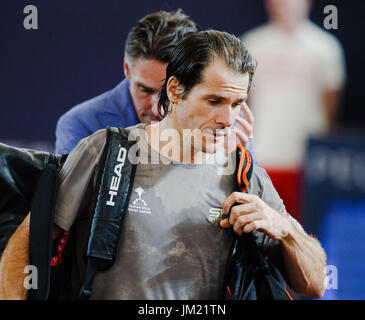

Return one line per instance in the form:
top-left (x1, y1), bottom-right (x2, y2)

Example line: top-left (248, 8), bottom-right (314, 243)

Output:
top-left (124, 57), bottom-right (167, 123)
top-left (265, 0), bottom-right (310, 29)
top-left (171, 58), bottom-right (250, 154)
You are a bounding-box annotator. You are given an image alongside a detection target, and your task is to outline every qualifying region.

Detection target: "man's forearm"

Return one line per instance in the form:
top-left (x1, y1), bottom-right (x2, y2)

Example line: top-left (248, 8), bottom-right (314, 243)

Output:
top-left (0, 213), bottom-right (30, 300)
top-left (280, 222), bottom-right (327, 298)
top-left (323, 89), bottom-right (341, 129)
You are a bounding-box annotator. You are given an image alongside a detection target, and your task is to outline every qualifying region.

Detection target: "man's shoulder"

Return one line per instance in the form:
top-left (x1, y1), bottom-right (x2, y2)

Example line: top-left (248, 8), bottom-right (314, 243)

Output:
top-left (59, 85), bottom-right (121, 124)
top-left (55, 79), bottom-right (136, 154)
top-left (241, 23), bottom-right (272, 44)
top-left (301, 21), bottom-right (344, 55)
top-left (80, 125), bottom-right (146, 151)
top-left (70, 128), bottom-right (108, 158)
top-left (247, 165), bottom-right (285, 213)
top-left (248, 165), bottom-right (270, 194)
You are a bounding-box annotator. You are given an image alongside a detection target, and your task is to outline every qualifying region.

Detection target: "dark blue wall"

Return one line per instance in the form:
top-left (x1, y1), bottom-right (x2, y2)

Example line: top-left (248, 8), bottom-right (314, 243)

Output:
top-left (0, 0), bottom-right (364, 151)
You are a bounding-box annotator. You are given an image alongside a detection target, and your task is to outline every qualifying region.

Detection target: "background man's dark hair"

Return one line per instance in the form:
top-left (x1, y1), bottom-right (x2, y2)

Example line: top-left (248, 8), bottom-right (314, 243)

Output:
top-left (124, 10), bottom-right (199, 66)
top-left (158, 30), bottom-right (257, 117)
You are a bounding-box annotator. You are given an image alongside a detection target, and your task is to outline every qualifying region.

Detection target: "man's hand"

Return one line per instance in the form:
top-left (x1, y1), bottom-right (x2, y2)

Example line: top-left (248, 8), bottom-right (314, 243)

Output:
top-left (235, 102), bottom-right (254, 149)
top-left (224, 103), bottom-right (254, 152)
top-left (220, 191), bottom-right (292, 240)
top-left (220, 191), bottom-right (328, 298)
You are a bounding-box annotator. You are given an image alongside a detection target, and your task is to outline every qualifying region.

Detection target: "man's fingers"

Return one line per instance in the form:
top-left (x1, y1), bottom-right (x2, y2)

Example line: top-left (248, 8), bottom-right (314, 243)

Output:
top-left (229, 203), bottom-right (257, 225)
top-left (234, 115), bottom-right (253, 149)
top-left (222, 192), bottom-right (258, 214)
top-left (241, 102), bottom-right (254, 125)
top-left (220, 218), bottom-right (230, 228)
top-left (233, 213), bottom-right (262, 235)
top-left (235, 116), bottom-right (252, 137)
top-left (220, 215), bottom-right (264, 236)
top-left (242, 220), bottom-right (263, 234)
top-left (235, 127), bottom-right (249, 148)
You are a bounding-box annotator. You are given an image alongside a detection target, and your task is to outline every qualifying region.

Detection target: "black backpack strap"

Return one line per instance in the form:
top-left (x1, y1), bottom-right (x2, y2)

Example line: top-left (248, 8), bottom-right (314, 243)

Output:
top-left (79, 127), bottom-right (137, 299)
top-left (28, 162), bottom-right (59, 300)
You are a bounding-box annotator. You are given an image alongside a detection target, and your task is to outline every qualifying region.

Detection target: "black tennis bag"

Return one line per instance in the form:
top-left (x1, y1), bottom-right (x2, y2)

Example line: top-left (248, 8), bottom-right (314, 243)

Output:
top-left (223, 144), bottom-right (292, 300)
top-left (0, 127), bottom-right (136, 299)
top-left (0, 144), bottom-right (65, 255)
top-left (0, 129), bottom-right (291, 300)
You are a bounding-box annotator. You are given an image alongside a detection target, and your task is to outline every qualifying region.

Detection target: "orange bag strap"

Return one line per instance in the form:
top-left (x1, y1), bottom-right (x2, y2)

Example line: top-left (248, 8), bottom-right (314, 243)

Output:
top-left (235, 144), bottom-right (253, 192)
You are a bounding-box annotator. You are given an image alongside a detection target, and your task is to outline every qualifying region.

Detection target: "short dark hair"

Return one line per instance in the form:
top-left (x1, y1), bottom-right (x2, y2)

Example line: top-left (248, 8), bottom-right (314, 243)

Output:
top-left (124, 10), bottom-right (199, 66)
top-left (158, 30), bottom-right (257, 117)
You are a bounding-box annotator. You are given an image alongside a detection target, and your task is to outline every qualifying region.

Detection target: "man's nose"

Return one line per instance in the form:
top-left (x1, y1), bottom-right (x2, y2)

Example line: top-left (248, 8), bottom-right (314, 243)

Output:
top-left (216, 105), bottom-right (235, 128)
top-left (151, 94), bottom-right (162, 119)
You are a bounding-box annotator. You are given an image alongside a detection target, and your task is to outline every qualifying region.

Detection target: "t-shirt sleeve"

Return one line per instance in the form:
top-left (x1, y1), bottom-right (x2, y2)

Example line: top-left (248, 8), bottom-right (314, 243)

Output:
top-left (320, 36), bottom-right (346, 91)
top-left (53, 129), bottom-right (107, 231)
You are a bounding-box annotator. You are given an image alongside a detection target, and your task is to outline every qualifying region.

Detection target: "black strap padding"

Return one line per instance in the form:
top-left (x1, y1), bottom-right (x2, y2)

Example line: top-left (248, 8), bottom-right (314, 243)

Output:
top-left (28, 163), bottom-right (59, 300)
top-left (79, 127), bottom-right (137, 299)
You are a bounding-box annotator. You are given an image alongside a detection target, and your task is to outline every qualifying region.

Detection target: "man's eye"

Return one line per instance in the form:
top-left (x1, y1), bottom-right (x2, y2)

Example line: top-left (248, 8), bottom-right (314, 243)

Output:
top-left (233, 103), bottom-right (242, 108)
top-left (139, 86), bottom-right (154, 94)
top-left (208, 100), bottom-right (219, 105)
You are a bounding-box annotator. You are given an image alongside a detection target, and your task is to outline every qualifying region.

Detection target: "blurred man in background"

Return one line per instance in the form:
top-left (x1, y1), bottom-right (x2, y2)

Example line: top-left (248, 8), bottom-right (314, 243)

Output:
top-left (241, 0), bottom-right (346, 221)
top-left (55, 10), bottom-right (196, 154)
top-left (55, 10), bottom-right (256, 157)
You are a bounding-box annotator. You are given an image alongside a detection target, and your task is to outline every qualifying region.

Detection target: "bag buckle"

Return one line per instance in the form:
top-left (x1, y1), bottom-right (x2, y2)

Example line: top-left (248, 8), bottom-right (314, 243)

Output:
top-left (214, 209), bottom-right (229, 224)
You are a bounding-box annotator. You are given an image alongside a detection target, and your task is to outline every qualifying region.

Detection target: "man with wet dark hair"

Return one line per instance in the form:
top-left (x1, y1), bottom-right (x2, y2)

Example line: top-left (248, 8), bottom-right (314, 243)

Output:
top-left (55, 10), bottom-right (198, 154)
top-left (55, 10), bottom-right (256, 157)
top-left (1, 30), bottom-right (327, 300)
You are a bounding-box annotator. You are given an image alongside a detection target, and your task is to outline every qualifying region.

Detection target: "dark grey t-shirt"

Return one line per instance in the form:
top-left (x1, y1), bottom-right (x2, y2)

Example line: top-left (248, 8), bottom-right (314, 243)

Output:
top-left (54, 124), bottom-right (295, 299)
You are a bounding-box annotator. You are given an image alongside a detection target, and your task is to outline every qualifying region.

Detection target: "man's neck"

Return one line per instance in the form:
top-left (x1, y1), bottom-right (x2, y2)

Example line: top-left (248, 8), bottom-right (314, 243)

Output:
top-left (271, 19), bottom-right (307, 35)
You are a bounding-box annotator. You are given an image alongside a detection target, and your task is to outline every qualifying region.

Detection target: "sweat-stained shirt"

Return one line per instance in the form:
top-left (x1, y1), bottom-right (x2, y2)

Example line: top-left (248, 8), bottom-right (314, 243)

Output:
top-left (54, 123), bottom-right (298, 299)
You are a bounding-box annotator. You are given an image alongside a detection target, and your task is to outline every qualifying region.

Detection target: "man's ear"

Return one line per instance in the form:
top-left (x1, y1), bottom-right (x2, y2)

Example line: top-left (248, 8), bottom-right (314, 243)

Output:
top-left (166, 76), bottom-right (184, 104)
top-left (123, 57), bottom-right (131, 79)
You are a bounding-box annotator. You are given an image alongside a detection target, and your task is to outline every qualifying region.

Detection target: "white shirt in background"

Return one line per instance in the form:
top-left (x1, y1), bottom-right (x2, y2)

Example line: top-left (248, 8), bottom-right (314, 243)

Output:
top-left (241, 21), bottom-right (346, 169)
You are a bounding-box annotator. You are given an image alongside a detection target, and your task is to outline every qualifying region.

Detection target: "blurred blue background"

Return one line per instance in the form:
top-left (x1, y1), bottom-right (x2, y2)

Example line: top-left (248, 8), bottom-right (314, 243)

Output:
top-left (1, 0), bottom-right (364, 149)
top-left (1, 0), bottom-right (364, 299)
top-left (304, 134), bottom-right (365, 299)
